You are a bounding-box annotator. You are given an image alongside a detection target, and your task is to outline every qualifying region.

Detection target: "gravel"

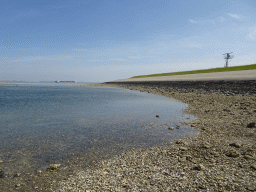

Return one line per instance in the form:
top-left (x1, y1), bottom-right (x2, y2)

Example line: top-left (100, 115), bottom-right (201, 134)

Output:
top-left (55, 81), bottom-right (256, 192)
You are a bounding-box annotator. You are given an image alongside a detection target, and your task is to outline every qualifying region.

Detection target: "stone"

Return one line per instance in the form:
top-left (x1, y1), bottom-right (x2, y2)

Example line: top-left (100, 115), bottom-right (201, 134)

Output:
top-left (247, 186), bottom-right (254, 191)
top-left (229, 143), bottom-right (241, 148)
top-left (244, 155), bottom-right (255, 160)
top-left (168, 127), bottom-right (174, 130)
top-left (48, 164), bottom-right (61, 171)
top-left (251, 164), bottom-right (256, 170)
top-left (226, 151), bottom-right (239, 158)
top-left (193, 164), bottom-right (206, 171)
top-left (15, 183), bottom-right (21, 187)
top-left (247, 122), bottom-right (256, 128)
top-left (178, 157), bottom-right (186, 162)
top-left (202, 142), bottom-right (212, 149)
top-left (184, 155), bottom-right (192, 160)
top-left (0, 170), bottom-right (4, 178)
top-left (179, 147), bottom-right (188, 151)
top-left (197, 184), bottom-right (206, 189)
top-left (156, 114), bottom-right (159, 118)
top-left (0, 160), bottom-right (3, 166)
top-left (14, 173), bottom-right (21, 177)
top-left (36, 169), bottom-right (43, 175)
top-left (210, 151), bottom-right (220, 157)
top-left (175, 140), bottom-right (183, 144)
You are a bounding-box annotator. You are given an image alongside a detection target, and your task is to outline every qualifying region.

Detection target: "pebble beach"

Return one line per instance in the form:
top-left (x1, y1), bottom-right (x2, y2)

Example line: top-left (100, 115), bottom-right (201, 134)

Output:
top-left (54, 80), bottom-right (256, 192)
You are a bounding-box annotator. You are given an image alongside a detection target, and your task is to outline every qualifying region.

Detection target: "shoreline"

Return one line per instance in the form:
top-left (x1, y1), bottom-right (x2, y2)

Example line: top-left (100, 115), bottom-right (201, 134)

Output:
top-left (55, 81), bottom-right (256, 191)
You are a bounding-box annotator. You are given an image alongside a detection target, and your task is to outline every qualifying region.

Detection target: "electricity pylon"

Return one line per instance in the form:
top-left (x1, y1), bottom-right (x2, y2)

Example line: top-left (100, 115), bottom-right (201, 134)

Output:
top-left (223, 52), bottom-right (234, 67)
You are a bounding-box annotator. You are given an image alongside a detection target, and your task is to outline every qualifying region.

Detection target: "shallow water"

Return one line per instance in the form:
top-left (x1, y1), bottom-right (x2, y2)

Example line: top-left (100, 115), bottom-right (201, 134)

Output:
top-left (0, 85), bottom-right (198, 191)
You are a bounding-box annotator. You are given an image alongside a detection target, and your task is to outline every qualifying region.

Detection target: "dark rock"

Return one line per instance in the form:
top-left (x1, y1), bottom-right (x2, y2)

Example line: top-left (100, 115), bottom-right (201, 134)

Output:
top-left (156, 114), bottom-right (159, 118)
top-left (197, 184), bottom-right (206, 189)
top-left (0, 170), bottom-right (4, 178)
top-left (251, 164), bottom-right (256, 170)
top-left (229, 143), bottom-right (241, 148)
top-left (193, 164), bottom-right (206, 171)
top-left (175, 140), bottom-right (183, 144)
top-left (247, 122), bottom-right (256, 128)
top-left (14, 173), bottom-right (21, 177)
top-left (226, 151), bottom-right (240, 158)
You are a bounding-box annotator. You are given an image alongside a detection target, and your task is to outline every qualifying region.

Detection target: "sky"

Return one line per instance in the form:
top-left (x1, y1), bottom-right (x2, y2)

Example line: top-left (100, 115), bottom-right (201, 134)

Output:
top-left (1, 0), bottom-right (256, 82)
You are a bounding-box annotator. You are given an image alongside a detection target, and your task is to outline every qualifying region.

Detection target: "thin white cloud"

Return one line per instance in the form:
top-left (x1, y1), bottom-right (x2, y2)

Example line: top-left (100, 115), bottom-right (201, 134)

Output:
top-left (228, 13), bottom-right (240, 19)
top-left (189, 18), bottom-right (215, 25)
top-left (219, 17), bottom-right (225, 23)
top-left (189, 19), bottom-right (197, 24)
top-left (249, 29), bottom-right (256, 39)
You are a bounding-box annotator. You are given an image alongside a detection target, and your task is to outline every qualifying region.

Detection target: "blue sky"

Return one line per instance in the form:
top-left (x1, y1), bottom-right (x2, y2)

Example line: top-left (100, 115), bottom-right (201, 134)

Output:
top-left (1, 0), bottom-right (256, 82)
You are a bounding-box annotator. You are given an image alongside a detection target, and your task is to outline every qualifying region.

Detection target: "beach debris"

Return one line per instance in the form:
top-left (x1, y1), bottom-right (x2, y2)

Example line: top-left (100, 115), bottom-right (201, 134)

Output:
top-left (168, 127), bottom-right (174, 130)
top-left (149, 123), bottom-right (154, 126)
top-left (156, 114), bottom-right (159, 118)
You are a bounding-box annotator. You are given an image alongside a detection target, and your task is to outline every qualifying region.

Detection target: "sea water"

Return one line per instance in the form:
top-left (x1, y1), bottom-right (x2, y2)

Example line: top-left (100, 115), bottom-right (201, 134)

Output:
top-left (0, 85), bottom-right (198, 177)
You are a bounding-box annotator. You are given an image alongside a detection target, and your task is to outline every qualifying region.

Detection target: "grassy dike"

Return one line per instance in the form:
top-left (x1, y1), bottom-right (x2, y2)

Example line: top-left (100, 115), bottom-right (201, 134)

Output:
top-left (131, 64), bottom-right (256, 79)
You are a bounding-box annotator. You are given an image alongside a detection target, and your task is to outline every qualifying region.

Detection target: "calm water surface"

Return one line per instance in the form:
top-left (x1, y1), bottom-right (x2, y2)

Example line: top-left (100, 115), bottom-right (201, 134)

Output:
top-left (0, 85), bottom-right (198, 190)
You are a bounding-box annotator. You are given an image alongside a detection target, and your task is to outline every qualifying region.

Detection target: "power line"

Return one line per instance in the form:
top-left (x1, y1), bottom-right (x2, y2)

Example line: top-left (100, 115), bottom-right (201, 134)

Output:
top-left (222, 52), bottom-right (234, 67)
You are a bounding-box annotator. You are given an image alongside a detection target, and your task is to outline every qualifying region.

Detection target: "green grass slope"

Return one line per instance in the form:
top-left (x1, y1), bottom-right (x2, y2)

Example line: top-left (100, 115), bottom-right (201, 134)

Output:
top-left (131, 64), bottom-right (256, 79)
